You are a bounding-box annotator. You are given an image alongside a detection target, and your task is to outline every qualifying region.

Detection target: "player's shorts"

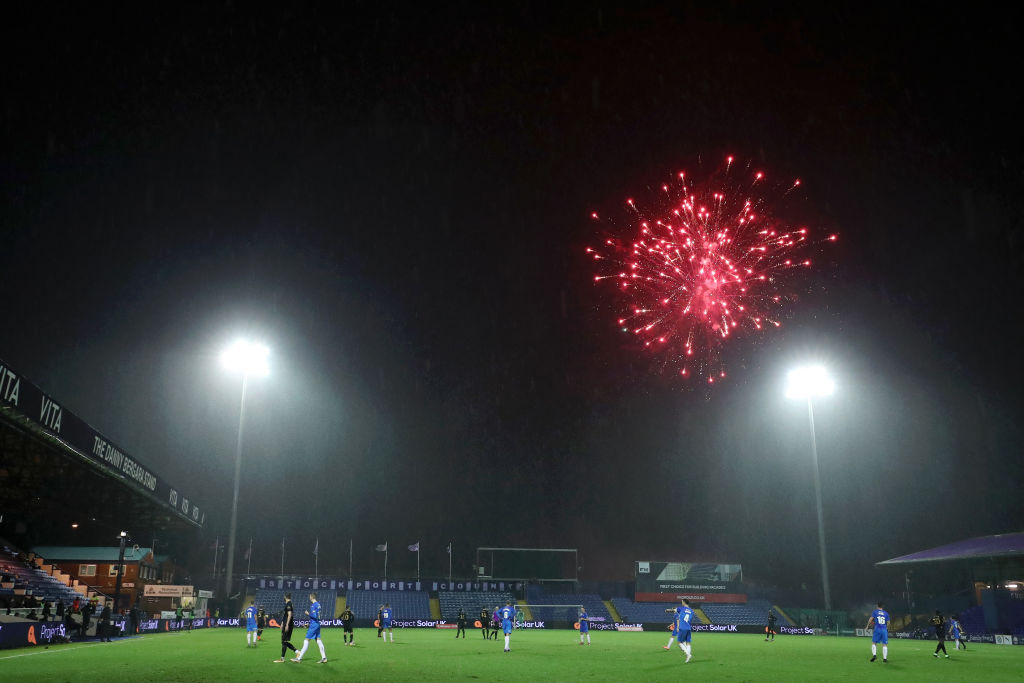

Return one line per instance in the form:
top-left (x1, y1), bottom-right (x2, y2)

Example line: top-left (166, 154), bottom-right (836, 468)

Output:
top-left (872, 628), bottom-right (888, 644)
top-left (503, 620), bottom-right (513, 635)
top-left (247, 623), bottom-right (257, 632)
top-left (306, 623), bottom-right (321, 640)
top-left (343, 623), bottom-right (353, 633)
top-left (281, 628), bottom-right (293, 640)
top-left (579, 623), bottom-right (589, 633)
top-left (382, 619), bottom-right (392, 629)
top-left (678, 628), bottom-right (692, 643)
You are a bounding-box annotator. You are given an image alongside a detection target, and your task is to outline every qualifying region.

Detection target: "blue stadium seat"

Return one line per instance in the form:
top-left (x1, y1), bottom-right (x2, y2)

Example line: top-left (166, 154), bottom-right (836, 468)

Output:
top-left (344, 590), bottom-right (432, 623)
top-left (438, 591), bottom-right (514, 620)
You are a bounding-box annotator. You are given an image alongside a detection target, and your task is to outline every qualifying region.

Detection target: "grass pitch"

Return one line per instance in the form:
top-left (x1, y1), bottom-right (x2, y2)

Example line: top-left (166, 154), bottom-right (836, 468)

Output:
top-left (0, 627), bottom-right (1020, 681)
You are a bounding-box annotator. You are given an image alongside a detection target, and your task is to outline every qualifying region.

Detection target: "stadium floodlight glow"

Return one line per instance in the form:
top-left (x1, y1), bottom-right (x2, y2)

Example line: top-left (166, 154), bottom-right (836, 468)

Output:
top-left (785, 365), bottom-right (834, 399)
top-left (785, 364), bottom-right (835, 613)
top-left (220, 338), bottom-right (269, 602)
top-left (220, 340), bottom-right (270, 377)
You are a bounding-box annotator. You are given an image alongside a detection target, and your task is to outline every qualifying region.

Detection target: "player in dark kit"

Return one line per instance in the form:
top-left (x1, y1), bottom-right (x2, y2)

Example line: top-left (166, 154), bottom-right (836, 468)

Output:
top-left (256, 606), bottom-right (266, 641)
top-left (456, 609), bottom-right (466, 638)
top-left (930, 610), bottom-right (949, 658)
top-left (377, 605), bottom-right (385, 638)
top-left (341, 607), bottom-right (355, 645)
top-left (273, 593), bottom-right (298, 663)
top-left (766, 610), bottom-right (777, 641)
top-left (480, 607), bottom-right (491, 639)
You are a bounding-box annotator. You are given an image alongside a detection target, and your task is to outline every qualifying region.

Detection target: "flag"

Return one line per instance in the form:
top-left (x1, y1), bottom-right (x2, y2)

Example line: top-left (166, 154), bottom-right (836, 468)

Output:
top-left (209, 537), bottom-right (218, 550)
top-left (281, 537), bottom-right (286, 552)
top-left (447, 543), bottom-right (452, 555)
top-left (313, 538), bottom-right (319, 556)
top-left (375, 543), bottom-right (388, 552)
top-left (408, 542), bottom-right (419, 552)
top-left (243, 545), bottom-right (251, 560)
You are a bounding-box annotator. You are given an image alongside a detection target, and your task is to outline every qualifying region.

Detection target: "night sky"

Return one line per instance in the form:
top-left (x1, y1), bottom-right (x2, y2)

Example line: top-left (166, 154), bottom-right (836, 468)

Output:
top-left (3, 4), bottom-right (1022, 604)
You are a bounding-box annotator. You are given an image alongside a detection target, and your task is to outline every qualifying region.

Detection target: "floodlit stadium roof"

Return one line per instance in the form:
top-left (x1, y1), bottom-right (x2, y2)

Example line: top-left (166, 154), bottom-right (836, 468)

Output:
top-left (876, 532), bottom-right (1024, 565)
top-left (0, 355), bottom-right (204, 530)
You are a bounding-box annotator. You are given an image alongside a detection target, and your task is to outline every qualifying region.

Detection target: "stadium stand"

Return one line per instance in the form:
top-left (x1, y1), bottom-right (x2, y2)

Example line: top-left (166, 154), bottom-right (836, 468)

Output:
top-left (0, 547), bottom-right (87, 612)
top-left (254, 589), bottom-right (337, 623)
top-left (610, 598), bottom-right (684, 623)
top-left (438, 591), bottom-right (514, 620)
top-left (344, 590), bottom-right (432, 622)
top-left (701, 599), bottom-right (779, 625)
top-left (957, 605), bottom-right (986, 635)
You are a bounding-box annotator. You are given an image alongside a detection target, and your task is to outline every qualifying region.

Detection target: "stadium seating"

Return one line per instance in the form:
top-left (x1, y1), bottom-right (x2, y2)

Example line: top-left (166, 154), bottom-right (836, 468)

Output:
top-left (957, 605), bottom-right (986, 635)
top-left (610, 598), bottom-right (685, 624)
top-left (701, 599), bottom-right (778, 625)
top-left (344, 590), bottom-right (432, 622)
top-left (438, 591), bottom-right (514, 621)
top-left (253, 588), bottom-right (337, 622)
top-left (0, 554), bottom-right (83, 609)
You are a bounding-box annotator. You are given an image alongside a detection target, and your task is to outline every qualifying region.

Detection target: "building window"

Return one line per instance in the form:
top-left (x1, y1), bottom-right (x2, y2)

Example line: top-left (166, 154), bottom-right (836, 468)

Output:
top-left (108, 564), bottom-right (128, 577)
top-left (79, 564), bottom-right (96, 577)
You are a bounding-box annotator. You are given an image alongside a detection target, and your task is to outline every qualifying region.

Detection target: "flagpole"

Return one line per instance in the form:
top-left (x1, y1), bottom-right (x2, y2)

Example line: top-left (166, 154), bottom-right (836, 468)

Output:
top-left (349, 539), bottom-right (353, 578)
top-left (448, 541), bottom-right (452, 583)
top-left (417, 546), bottom-right (420, 581)
top-left (246, 537), bottom-right (253, 576)
top-left (385, 542), bottom-right (388, 582)
top-left (212, 535), bottom-right (219, 576)
top-left (280, 537), bottom-right (285, 577)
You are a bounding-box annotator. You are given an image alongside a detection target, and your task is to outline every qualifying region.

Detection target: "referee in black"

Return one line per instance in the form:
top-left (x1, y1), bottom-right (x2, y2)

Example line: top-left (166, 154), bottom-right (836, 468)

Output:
top-left (456, 609), bottom-right (467, 638)
top-left (931, 610), bottom-right (949, 658)
top-left (274, 593), bottom-right (298, 663)
top-left (766, 610), bottom-right (777, 641)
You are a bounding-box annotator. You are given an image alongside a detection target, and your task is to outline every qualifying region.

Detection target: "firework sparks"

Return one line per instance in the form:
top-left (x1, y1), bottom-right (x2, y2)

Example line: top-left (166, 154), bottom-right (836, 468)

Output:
top-left (587, 156), bottom-right (836, 382)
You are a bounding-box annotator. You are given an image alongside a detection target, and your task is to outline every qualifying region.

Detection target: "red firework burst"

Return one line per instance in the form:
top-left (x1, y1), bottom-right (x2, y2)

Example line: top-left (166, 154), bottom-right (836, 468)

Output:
top-left (587, 156), bottom-right (836, 382)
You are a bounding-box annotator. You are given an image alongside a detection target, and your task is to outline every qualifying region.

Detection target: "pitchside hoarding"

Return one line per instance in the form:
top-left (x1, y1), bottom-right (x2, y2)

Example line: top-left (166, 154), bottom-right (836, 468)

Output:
top-left (634, 561), bottom-right (745, 602)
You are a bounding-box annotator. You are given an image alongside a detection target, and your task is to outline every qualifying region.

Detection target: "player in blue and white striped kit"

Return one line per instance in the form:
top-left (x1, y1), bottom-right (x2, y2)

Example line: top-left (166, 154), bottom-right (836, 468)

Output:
top-left (291, 592), bottom-right (327, 664)
top-left (664, 599), bottom-right (694, 662)
top-left (866, 602), bottom-right (890, 662)
top-left (245, 601), bottom-right (258, 648)
top-left (498, 602), bottom-right (515, 652)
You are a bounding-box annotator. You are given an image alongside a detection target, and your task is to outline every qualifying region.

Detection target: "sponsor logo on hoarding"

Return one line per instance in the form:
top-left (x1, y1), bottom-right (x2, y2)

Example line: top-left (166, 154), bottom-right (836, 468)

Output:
top-left (513, 621), bottom-right (546, 629)
top-left (693, 623), bottom-right (739, 632)
top-left (38, 623), bottom-right (67, 642)
top-left (592, 622), bottom-right (644, 631)
top-left (139, 619), bottom-right (160, 631)
top-left (780, 626), bottom-right (815, 635)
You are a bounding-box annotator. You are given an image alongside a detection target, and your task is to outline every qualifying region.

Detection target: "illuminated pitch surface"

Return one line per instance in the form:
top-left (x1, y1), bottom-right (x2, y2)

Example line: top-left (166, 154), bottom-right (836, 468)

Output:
top-left (0, 628), bottom-right (1017, 681)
